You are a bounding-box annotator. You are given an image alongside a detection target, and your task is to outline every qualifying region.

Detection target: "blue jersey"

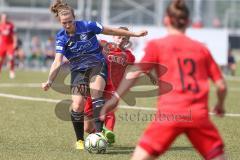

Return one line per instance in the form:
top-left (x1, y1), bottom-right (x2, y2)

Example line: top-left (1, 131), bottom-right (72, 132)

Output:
top-left (55, 20), bottom-right (105, 71)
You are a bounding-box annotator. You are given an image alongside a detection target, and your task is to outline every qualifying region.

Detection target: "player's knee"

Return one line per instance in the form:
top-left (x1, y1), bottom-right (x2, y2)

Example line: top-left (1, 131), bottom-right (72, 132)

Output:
top-left (90, 89), bottom-right (103, 99)
top-left (71, 102), bottom-right (84, 112)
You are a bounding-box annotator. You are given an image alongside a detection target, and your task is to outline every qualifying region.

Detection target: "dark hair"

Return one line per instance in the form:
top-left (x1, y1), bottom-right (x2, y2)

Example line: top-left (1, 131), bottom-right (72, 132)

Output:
top-left (50, 0), bottom-right (75, 19)
top-left (166, 0), bottom-right (189, 29)
top-left (117, 26), bottom-right (131, 50)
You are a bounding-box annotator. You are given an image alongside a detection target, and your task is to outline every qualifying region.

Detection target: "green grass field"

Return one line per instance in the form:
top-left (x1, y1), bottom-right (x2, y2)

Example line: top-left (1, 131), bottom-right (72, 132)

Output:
top-left (0, 70), bottom-right (239, 160)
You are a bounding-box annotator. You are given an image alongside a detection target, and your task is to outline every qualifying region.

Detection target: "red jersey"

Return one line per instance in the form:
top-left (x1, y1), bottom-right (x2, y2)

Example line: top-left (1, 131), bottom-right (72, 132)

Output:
top-left (141, 35), bottom-right (222, 114)
top-left (101, 40), bottom-right (135, 91)
top-left (0, 21), bottom-right (15, 44)
top-left (84, 41), bottom-right (135, 117)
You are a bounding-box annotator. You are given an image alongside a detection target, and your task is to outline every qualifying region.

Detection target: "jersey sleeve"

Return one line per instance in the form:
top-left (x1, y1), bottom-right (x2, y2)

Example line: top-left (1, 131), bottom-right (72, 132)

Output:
top-left (139, 40), bottom-right (159, 72)
top-left (55, 36), bottom-right (65, 54)
top-left (87, 21), bottom-right (103, 34)
top-left (205, 48), bottom-right (223, 82)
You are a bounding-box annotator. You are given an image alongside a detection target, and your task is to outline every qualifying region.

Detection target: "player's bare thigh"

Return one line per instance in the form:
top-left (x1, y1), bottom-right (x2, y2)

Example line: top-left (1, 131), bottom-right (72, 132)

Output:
top-left (89, 75), bottom-right (106, 99)
top-left (71, 94), bottom-right (85, 112)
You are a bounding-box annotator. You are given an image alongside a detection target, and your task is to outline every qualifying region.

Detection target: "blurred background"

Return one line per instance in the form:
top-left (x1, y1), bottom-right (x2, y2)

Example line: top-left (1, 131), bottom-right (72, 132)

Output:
top-left (1, 0), bottom-right (240, 76)
top-left (0, 2), bottom-right (240, 159)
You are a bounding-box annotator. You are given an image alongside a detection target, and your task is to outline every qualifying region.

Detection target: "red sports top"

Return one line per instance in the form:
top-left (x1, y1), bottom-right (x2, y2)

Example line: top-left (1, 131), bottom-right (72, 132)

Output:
top-left (0, 21), bottom-right (15, 44)
top-left (101, 40), bottom-right (135, 91)
top-left (140, 34), bottom-right (222, 113)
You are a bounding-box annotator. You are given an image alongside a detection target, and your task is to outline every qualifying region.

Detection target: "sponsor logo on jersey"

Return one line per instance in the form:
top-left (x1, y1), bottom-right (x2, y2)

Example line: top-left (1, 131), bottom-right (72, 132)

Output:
top-left (80, 33), bottom-right (88, 41)
top-left (70, 41), bottom-right (93, 53)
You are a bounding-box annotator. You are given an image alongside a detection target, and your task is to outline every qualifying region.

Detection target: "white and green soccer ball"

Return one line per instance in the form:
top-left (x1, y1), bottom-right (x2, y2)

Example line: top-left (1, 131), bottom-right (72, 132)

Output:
top-left (84, 133), bottom-right (108, 154)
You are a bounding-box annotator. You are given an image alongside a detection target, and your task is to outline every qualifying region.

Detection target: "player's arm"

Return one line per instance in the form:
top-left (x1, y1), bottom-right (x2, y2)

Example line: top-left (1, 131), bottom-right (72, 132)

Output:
top-left (13, 32), bottom-right (18, 49)
top-left (100, 65), bottom-right (143, 119)
top-left (213, 79), bottom-right (227, 117)
top-left (42, 53), bottom-right (63, 91)
top-left (88, 21), bottom-right (147, 37)
top-left (100, 40), bottom-right (157, 119)
top-left (205, 48), bottom-right (227, 117)
top-left (102, 26), bottom-right (148, 37)
top-left (145, 70), bottom-right (158, 85)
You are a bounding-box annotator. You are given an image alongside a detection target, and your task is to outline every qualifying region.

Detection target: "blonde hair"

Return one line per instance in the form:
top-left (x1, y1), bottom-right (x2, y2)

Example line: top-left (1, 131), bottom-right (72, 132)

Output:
top-left (50, 0), bottom-right (75, 19)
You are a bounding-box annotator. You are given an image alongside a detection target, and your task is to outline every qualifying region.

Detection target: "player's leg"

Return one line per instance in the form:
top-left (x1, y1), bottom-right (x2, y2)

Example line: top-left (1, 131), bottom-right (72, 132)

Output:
top-left (0, 48), bottom-right (7, 73)
top-left (89, 75), bottom-right (106, 132)
top-left (71, 94), bottom-right (85, 150)
top-left (89, 62), bottom-right (108, 133)
top-left (186, 118), bottom-right (225, 160)
top-left (103, 89), bottom-right (116, 131)
top-left (16, 47), bottom-right (25, 68)
top-left (104, 112), bottom-right (115, 131)
top-left (0, 56), bottom-right (4, 73)
top-left (230, 63), bottom-right (236, 76)
top-left (131, 121), bottom-right (183, 160)
top-left (70, 70), bottom-right (89, 150)
top-left (84, 96), bottom-right (95, 134)
top-left (84, 116), bottom-right (95, 134)
top-left (103, 112), bottom-right (116, 144)
top-left (84, 86), bottom-right (116, 144)
top-left (131, 146), bottom-right (157, 160)
top-left (101, 88), bottom-right (116, 144)
top-left (7, 44), bottom-right (15, 79)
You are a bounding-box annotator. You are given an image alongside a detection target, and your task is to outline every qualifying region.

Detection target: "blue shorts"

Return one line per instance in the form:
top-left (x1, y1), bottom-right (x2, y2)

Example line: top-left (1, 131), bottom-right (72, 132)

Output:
top-left (70, 62), bottom-right (108, 96)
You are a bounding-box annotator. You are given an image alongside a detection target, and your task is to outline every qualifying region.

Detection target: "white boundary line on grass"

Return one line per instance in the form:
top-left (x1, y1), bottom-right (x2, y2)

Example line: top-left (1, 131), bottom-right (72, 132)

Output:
top-left (0, 92), bottom-right (240, 117)
top-left (0, 75), bottom-right (239, 88)
top-left (0, 83), bottom-right (41, 87)
top-left (1, 83), bottom-right (240, 92)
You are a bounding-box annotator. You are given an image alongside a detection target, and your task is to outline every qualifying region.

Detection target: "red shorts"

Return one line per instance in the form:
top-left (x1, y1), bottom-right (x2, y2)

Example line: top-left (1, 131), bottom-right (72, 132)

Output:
top-left (0, 43), bottom-right (15, 57)
top-left (138, 117), bottom-right (224, 159)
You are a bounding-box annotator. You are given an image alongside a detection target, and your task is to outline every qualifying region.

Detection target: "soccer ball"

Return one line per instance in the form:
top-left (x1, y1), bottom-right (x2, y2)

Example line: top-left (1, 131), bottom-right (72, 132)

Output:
top-left (84, 133), bottom-right (108, 154)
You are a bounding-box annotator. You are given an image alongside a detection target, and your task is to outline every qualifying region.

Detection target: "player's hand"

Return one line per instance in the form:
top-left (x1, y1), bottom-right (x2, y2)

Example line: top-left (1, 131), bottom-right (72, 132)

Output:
top-left (213, 103), bottom-right (225, 117)
top-left (100, 95), bottom-right (119, 121)
top-left (41, 81), bottom-right (52, 91)
top-left (134, 30), bottom-right (148, 37)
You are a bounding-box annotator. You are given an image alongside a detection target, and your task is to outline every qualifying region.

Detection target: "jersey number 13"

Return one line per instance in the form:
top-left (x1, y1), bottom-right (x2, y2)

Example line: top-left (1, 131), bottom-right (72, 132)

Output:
top-left (177, 58), bottom-right (199, 93)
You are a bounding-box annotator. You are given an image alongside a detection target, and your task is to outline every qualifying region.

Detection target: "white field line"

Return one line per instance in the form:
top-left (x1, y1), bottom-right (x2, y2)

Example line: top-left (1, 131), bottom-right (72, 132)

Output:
top-left (1, 83), bottom-right (240, 92)
top-left (0, 92), bottom-right (239, 117)
top-left (0, 93), bottom-right (60, 103)
top-left (0, 74), bottom-right (239, 87)
top-left (0, 83), bottom-right (41, 87)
